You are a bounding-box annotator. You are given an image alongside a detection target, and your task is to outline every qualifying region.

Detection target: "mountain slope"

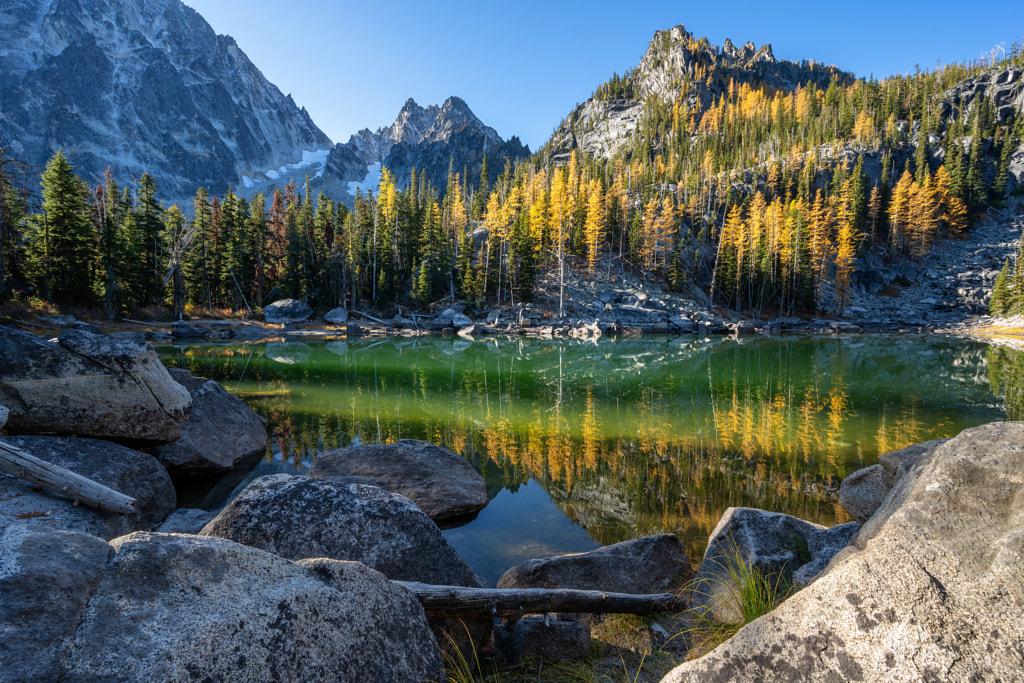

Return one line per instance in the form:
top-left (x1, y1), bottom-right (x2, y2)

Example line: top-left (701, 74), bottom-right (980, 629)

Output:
top-left (0, 0), bottom-right (332, 200)
top-left (315, 96), bottom-right (530, 203)
top-left (547, 24), bottom-right (852, 162)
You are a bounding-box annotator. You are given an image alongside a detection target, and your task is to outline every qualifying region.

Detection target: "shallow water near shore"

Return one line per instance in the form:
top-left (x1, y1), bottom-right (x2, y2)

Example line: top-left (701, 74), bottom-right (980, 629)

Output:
top-left (158, 334), bottom-right (1011, 585)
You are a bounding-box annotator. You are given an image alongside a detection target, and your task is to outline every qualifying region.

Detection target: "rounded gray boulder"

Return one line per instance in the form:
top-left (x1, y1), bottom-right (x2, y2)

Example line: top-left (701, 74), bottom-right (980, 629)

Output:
top-left (309, 439), bottom-right (488, 521)
top-left (263, 298), bottom-right (313, 324)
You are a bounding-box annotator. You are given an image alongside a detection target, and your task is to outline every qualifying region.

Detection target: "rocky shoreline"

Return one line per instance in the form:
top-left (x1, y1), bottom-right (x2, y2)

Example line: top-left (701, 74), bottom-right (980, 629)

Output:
top-left (2, 324), bottom-right (1023, 681)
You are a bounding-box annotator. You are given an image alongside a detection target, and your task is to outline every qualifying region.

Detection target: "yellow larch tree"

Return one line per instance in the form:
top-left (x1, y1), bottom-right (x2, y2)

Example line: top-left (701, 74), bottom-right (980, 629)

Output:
top-left (584, 179), bottom-right (605, 273)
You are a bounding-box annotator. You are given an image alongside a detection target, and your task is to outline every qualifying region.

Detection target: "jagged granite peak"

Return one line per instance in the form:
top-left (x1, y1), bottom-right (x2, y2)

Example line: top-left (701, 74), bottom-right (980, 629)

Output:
top-left (316, 96), bottom-right (528, 204)
top-left (0, 0), bottom-right (332, 201)
top-left (548, 23), bottom-right (851, 162)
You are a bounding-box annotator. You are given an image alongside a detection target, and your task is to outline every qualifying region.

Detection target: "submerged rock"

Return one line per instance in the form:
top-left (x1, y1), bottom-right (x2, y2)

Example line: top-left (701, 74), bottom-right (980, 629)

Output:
top-left (0, 326), bottom-right (191, 445)
top-left (0, 436), bottom-right (175, 540)
top-left (662, 422), bottom-right (1024, 683)
top-left (309, 439), bottom-right (487, 521)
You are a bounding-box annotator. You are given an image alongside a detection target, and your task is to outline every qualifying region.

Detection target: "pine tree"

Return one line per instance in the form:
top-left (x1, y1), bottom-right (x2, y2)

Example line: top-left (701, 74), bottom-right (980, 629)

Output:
top-left (32, 151), bottom-right (96, 305)
top-left (990, 258), bottom-right (1012, 316)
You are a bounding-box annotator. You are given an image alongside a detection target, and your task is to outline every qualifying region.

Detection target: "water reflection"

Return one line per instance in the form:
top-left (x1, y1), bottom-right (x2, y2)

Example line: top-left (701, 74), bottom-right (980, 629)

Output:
top-left (160, 335), bottom-right (1005, 584)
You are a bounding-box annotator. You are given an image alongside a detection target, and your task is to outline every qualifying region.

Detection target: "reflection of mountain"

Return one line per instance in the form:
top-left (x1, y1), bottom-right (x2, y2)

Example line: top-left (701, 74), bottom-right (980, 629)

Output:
top-left (159, 335), bottom-right (1004, 559)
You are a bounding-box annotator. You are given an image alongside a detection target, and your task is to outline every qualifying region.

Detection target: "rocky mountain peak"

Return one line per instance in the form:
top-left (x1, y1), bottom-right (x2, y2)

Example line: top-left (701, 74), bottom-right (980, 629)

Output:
top-left (0, 0), bottom-right (333, 201)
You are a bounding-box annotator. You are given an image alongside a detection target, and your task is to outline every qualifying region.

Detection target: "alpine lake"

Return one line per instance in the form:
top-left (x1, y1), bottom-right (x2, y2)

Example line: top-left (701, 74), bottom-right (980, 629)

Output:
top-left (157, 333), bottom-right (1024, 586)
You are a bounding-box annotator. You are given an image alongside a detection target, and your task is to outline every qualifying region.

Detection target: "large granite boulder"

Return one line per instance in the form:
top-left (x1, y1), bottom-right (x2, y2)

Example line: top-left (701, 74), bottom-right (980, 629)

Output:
top-left (152, 371), bottom-right (268, 476)
top-left (263, 298), bottom-right (312, 324)
top-left (199, 474), bottom-right (480, 586)
top-left (324, 307), bottom-right (349, 324)
top-left (0, 527), bottom-right (443, 682)
top-left (0, 327), bottom-right (191, 444)
top-left (309, 439), bottom-right (488, 521)
top-left (0, 524), bottom-right (111, 681)
top-left (661, 422), bottom-right (1024, 683)
top-left (0, 436), bottom-right (176, 539)
top-left (497, 534), bottom-right (694, 595)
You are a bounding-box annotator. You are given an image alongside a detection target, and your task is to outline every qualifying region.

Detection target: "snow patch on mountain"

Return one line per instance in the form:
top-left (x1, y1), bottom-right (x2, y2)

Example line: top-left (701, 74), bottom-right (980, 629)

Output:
top-left (348, 162), bottom-right (383, 197)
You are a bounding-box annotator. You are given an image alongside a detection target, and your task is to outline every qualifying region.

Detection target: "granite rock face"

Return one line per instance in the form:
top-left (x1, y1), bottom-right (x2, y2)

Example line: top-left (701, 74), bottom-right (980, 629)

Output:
top-left (661, 422), bottom-right (1024, 683)
top-left (0, 529), bottom-right (442, 682)
top-left (199, 474), bottom-right (480, 586)
top-left (309, 439), bottom-right (488, 521)
top-left (0, 435), bottom-right (176, 539)
top-left (153, 371), bottom-right (268, 475)
top-left (0, 326), bottom-right (191, 445)
top-left (0, 0), bottom-right (332, 201)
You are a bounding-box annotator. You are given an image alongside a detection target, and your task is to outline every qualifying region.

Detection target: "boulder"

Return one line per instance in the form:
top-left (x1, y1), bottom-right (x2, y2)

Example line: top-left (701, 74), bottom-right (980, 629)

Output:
top-left (0, 404), bottom-right (7, 430)
top-left (0, 436), bottom-right (176, 540)
top-left (0, 524), bottom-right (111, 681)
top-left (153, 371), bottom-right (268, 475)
top-left (0, 326), bottom-right (191, 445)
top-left (791, 522), bottom-right (860, 588)
top-left (324, 307), bottom-right (349, 324)
top-left (496, 616), bottom-right (592, 663)
top-left (199, 474), bottom-right (480, 586)
top-left (263, 298), bottom-right (312, 324)
top-left (661, 422), bottom-right (1024, 683)
top-left (608, 305), bottom-right (669, 328)
top-left (17, 531), bottom-right (441, 682)
top-left (669, 316), bottom-right (698, 333)
top-left (838, 464), bottom-right (895, 524)
top-left (308, 439), bottom-right (488, 521)
top-left (156, 508), bottom-right (215, 534)
top-left (691, 507), bottom-right (824, 625)
top-left (497, 534), bottom-right (694, 595)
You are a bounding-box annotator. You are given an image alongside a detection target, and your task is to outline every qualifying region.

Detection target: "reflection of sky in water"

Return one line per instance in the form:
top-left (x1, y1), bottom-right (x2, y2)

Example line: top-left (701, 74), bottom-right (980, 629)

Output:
top-left (442, 480), bottom-right (599, 586)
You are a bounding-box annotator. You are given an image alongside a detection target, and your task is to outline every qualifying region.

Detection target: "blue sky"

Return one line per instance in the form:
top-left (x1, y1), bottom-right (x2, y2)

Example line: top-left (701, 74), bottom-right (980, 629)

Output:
top-left (184, 0), bottom-right (1024, 151)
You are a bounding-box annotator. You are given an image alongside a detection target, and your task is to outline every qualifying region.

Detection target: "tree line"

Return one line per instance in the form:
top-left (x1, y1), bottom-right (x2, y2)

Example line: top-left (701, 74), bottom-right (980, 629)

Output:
top-left (0, 39), bottom-right (1021, 319)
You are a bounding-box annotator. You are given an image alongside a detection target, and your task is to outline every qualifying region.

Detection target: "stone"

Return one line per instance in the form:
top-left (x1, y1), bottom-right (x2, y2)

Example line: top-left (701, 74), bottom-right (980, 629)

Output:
top-left (430, 308), bottom-right (472, 330)
top-left (496, 616), bottom-right (592, 663)
top-left (691, 507), bottom-right (824, 625)
top-left (0, 524), bottom-right (111, 682)
top-left (0, 326), bottom-right (191, 445)
top-left (199, 474), bottom-right (480, 586)
top-left (323, 307), bottom-right (349, 324)
top-left (263, 298), bottom-right (312, 324)
top-left (309, 439), bottom-right (487, 522)
top-left (879, 438), bottom-right (948, 477)
top-left (153, 372), bottom-right (268, 475)
top-left (839, 464), bottom-right (895, 524)
top-left (498, 534), bottom-right (694, 595)
top-left (608, 305), bottom-right (669, 328)
top-left (791, 522), bottom-right (860, 588)
top-left (452, 311), bottom-right (472, 327)
top-left (54, 532), bottom-right (443, 682)
top-left (0, 435), bottom-right (176, 540)
top-left (669, 316), bottom-right (697, 333)
top-left (661, 422), bottom-right (1024, 683)
top-left (156, 508), bottom-right (215, 534)
top-left (39, 314), bottom-right (76, 326)
top-left (0, 405), bottom-right (7, 431)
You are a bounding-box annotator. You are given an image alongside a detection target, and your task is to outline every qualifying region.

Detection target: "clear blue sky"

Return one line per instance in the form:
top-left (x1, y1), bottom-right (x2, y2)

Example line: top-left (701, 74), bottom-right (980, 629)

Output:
top-left (184, 0), bottom-right (1024, 151)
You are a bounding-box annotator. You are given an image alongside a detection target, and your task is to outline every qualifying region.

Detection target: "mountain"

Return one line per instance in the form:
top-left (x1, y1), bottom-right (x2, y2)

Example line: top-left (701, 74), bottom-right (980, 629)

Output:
top-left (0, 0), bottom-right (333, 201)
top-left (547, 24), bottom-right (853, 162)
top-left (314, 96), bottom-right (530, 203)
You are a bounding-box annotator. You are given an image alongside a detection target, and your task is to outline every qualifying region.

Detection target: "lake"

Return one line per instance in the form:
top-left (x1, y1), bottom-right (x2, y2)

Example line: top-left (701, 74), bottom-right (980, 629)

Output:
top-left (158, 334), bottom-right (1012, 586)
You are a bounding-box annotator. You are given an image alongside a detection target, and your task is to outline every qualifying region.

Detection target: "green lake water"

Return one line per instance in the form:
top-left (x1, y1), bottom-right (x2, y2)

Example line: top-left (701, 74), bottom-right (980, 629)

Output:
top-left (158, 334), bottom-right (1018, 586)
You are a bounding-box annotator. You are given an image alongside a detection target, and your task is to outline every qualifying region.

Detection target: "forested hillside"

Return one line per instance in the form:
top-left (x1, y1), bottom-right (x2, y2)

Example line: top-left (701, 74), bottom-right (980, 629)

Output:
top-left (1, 25), bottom-right (1022, 320)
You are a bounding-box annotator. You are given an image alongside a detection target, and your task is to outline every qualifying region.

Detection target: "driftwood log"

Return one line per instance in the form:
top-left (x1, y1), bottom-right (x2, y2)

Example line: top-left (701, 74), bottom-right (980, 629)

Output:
top-left (0, 440), bottom-right (137, 514)
top-left (393, 581), bottom-right (689, 619)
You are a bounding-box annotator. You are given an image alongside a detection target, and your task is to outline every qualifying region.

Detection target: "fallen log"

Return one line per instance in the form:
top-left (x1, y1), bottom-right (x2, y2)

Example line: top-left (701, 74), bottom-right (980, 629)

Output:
top-left (0, 440), bottom-right (137, 514)
top-left (393, 581), bottom-right (689, 619)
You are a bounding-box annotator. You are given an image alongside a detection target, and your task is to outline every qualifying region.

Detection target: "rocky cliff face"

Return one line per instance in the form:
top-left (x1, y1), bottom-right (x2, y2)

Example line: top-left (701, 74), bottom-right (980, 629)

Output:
top-left (315, 96), bottom-right (530, 203)
top-left (548, 24), bottom-right (852, 162)
top-left (0, 0), bottom-right (332, 201)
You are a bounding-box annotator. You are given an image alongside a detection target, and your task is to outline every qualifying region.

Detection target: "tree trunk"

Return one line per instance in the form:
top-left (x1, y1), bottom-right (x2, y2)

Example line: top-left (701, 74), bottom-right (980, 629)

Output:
top-left (393, 581), bottom-right (689, 619)
top-left (0, 440), bottom-right (137, 514)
